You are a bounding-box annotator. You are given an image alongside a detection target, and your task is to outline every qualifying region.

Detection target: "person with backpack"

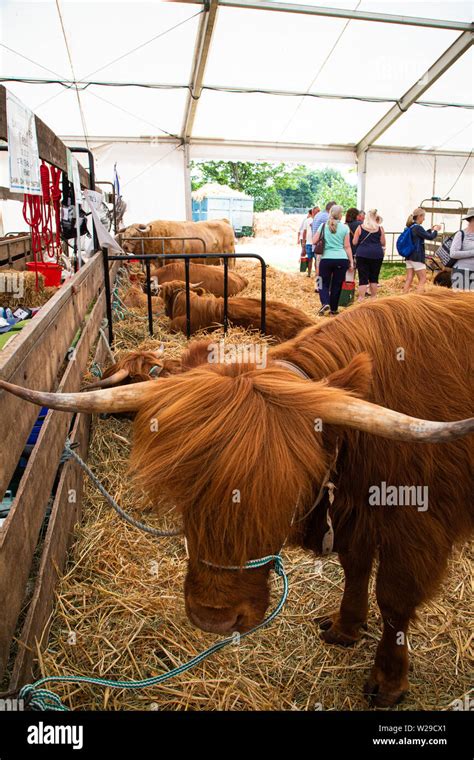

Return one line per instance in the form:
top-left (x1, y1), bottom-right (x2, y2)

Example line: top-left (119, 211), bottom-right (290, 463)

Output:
top-left (313, 204), bottom-right (354, 316)
top-left (449, 207), bottom-right (474, 290)
top-left (352, 209), bottom-right (385, 301)
top-left (398, 208), bottom-right (441, 293)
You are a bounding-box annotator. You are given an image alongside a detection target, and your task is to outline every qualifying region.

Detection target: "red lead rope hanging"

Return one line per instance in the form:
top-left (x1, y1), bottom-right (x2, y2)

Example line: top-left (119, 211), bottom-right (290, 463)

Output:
top-left (22, 193), bottom-right (43, 290)
top-left (22, 161), bottom-right (62, 289)
top-left (50, 166), bottom-right (62, 258)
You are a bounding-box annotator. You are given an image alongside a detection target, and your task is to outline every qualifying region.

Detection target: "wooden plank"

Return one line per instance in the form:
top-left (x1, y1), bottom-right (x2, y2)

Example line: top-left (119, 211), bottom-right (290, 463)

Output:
top-left (9, 411), bottom-right (91, 690)
top-left (0, 276), bottom-right (114, 680)
top-left (421, 206), bottom-right (467, 216)
top-left (8, 320), bottom-right (114, 689)
top-left (0, 187), bottom-right (24, 202)
top-left (0, 85), bottom-right (90, 188)
top-left (0, 255), bottom-right (107, 500)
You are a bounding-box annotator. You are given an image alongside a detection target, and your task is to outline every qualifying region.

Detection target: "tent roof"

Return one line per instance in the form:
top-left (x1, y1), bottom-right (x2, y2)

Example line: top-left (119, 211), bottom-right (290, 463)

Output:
top-left (0, 0), bottom-right (472, 153)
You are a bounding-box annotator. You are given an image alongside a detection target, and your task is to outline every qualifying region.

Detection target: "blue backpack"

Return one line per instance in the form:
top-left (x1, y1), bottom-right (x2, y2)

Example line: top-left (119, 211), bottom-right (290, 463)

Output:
top-left (396, 225), bottom-right (417, 258)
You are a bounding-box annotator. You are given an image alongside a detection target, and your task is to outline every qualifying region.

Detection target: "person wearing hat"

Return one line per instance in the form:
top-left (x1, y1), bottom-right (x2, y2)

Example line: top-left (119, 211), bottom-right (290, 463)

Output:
top-left (449, 207), bottom-right (474, 290)
top-left (402, 207), bottom-right (441, 293)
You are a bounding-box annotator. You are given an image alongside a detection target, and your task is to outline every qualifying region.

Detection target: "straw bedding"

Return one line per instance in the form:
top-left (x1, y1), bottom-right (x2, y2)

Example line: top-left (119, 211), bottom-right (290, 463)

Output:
top-left (39, 261), bottom-right (473, 711)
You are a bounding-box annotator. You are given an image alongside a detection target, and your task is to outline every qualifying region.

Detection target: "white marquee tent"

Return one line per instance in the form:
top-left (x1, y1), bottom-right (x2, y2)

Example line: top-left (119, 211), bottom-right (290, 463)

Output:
top-left (1, 0), bottom-right (473, 231)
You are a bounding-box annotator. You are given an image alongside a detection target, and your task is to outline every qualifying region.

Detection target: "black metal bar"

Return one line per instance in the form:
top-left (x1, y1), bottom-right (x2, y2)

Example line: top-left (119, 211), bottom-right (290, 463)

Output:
top-left (69, 146), bottom-right (98, 251)
top-left (145, 258), bottom-right (153, 337)
top-left (260, 258), bottom-right (266, 334)
top-left (185, 257), bottom-right (191, 340)
top-left (101, 246), bottom-right (113, 345)
top-left (223, 256), bottom-right (228, 335)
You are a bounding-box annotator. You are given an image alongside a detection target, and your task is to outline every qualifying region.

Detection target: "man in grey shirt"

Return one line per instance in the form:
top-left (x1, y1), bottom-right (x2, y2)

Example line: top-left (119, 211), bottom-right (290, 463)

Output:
top-left (312, 201), bottom-right (336, 237)
top-left (450, 206), bottom-right (474, 290)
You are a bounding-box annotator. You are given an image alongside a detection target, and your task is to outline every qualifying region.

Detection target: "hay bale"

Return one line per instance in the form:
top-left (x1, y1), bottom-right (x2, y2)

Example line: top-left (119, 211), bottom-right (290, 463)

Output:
top-left (0, 269), bottom-right (55, 309)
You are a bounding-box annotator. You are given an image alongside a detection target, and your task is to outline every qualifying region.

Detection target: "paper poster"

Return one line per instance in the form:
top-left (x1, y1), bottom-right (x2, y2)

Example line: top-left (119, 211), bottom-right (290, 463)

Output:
top-left (83, 189), bottom-right (124, 253)
top-left (6, 90), bottom-right (41, 195)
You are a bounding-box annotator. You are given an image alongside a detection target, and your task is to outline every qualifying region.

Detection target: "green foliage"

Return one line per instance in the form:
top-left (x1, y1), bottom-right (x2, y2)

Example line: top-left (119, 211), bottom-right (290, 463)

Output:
top-left (191, 161), bottom-right (357, 213)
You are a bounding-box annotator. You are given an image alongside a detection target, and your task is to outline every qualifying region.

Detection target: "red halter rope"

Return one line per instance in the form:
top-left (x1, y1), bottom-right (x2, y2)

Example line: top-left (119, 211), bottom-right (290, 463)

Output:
top-left (22, 161), bottom-right (62, 288)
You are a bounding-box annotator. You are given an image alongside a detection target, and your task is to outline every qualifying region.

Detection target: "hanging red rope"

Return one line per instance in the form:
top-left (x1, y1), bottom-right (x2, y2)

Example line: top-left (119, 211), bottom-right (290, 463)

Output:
top-left (22, 161), bottom-right (63, 289)
top-left (40, 161), bottom-right (53, 257)
top-left (50, 166), bottom-right (62, 259)
top-left (22, 193), bottom-right (43, 289)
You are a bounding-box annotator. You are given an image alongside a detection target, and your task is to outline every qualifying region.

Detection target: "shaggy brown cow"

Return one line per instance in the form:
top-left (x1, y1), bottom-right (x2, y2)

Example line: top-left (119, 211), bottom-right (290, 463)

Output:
top-left (85, 342), bottom-right (212, 389)
top-left (1, 290), bottom-right (473, 708)
top-left (120, 219), bottom-right (235, 266)
top-left (159, 280), bottom-right (314, 342)
top-left (150, 262), bottom-right (248, 297)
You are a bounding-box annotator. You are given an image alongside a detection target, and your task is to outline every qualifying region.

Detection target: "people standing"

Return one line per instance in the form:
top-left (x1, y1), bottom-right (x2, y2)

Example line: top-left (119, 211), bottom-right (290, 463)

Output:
top-left (402, 208), bottom-right (441, 293)
top-left (302, 208), bottom-right (316, 277)
top-left (312, 201), bottom-right (336, 238)
top-left (313, 204), bottom-right (354, 316)
top-left (312, 201), bottom-right (336, 289)
top-left (345, 207), bottom-right (361, 259)
top-left (449, 206), bottom-right (474, 290)
top-left (357, 210), bottom-right (366, 224)
top-left (353, 209), bottom-right (385, 301)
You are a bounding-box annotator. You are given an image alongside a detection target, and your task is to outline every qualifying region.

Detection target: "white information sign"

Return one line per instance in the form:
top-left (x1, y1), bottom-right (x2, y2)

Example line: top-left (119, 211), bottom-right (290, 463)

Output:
top-left (6, 90), bottom-right (41, 195)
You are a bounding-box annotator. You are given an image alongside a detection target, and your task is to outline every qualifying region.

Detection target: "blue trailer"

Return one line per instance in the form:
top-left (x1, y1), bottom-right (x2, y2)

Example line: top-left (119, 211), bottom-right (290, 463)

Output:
top-left (192, 193), bottom-right (254, 236)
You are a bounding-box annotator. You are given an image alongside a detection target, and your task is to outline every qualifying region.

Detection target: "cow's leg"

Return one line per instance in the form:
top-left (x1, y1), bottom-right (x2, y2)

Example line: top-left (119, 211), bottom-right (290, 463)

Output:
top-left (318, 549), bottom-right (373, 646)
top-left (365, 548), bottom-right (449, 708)
top-left (169, 316), bottom-right (191, 335)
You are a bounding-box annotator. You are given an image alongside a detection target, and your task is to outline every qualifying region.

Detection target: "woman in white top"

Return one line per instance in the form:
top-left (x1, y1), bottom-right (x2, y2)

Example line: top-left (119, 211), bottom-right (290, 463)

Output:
top-left (449, 207), bottom-right (474, 291)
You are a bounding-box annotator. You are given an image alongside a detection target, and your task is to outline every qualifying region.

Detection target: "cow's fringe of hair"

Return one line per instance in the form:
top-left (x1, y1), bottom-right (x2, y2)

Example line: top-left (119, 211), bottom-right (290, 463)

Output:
top-left (131, 365), bottom-right (353, 565)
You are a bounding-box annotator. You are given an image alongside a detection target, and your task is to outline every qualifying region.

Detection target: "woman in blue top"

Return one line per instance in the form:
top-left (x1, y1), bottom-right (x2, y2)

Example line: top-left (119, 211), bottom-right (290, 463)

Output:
top-left (313, 205), bottom-right (354, 316)
top-left (402, 207), bottom-right (441, 294)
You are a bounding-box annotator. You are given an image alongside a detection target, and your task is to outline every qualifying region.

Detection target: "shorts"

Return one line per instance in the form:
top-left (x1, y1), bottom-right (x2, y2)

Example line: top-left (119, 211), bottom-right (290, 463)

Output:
top-left (357, 256), bottom-right (383, 285)
top-left (305, 243), bottom-right (315, 259)
top-left (405, 259), bottom-right (426, 271)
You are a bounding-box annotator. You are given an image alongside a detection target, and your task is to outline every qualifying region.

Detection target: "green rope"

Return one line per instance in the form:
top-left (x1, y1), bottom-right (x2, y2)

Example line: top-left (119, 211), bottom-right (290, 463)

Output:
top-left (19, 555), bottom-right (288, 711)
top-left (89, 362), bottom-right (103, 379)
top-left (62, 440), bottom-right (181, 537)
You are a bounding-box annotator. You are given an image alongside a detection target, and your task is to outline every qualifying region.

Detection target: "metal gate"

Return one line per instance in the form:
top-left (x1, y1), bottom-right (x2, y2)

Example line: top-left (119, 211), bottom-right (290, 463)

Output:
top-left (101, 248), bottom-right (267, 343)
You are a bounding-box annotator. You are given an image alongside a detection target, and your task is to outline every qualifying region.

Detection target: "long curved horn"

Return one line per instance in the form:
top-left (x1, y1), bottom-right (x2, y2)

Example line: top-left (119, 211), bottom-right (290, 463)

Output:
top-left (83, 367), bottom-right (130, 390)
top-left (322, 396), bottom-right (474, 442)
top-left (0, 378), bottom-right (156, 414)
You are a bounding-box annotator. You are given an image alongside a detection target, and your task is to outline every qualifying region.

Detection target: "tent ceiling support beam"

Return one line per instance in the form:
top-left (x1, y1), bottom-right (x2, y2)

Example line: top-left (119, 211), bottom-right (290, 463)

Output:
top-left (58, 134), bottom-right (474, 159)
top-left (214, 0), bottom-right (474, 31)
top-left (356, 30), bottom-right (474, 156)
top-left (181, 0), bottom-right (219, 142)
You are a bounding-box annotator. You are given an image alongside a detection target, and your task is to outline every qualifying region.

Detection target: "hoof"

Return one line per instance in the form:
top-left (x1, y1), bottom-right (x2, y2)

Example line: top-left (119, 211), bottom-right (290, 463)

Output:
top-left (316, 611), bottom-right (367, 646)
top-left (364, 675), bottom-right (408, 708)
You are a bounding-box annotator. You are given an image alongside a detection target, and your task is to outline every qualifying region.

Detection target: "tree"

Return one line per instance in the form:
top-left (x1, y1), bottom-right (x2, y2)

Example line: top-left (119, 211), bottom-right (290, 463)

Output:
top-left (191, 161), bottom-right (357, 213)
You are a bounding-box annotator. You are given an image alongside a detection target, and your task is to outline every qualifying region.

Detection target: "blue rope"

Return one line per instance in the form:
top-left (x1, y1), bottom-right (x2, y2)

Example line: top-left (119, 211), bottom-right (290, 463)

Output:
top-left (18, 555), bottom-right (287, 711)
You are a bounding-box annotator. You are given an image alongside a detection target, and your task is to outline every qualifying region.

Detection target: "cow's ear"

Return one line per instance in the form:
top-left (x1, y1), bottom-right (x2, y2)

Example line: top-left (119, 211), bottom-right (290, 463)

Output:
top-left (325, 352), bottom-right (372, 398)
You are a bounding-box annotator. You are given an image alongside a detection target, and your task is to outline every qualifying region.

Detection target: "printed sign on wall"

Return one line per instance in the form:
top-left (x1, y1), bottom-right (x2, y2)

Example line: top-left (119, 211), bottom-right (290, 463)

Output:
top-left (6, 90), bottom-right (41, 195)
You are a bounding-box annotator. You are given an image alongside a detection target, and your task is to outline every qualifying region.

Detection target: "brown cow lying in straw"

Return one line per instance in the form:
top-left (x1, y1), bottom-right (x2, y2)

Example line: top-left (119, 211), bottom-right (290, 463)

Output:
top-left (2, 290), bottom-right (473, 707)
top-left (149, 262), bottom-right (248, 298)
top-left (158, 280), bottom-right (314, 342)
